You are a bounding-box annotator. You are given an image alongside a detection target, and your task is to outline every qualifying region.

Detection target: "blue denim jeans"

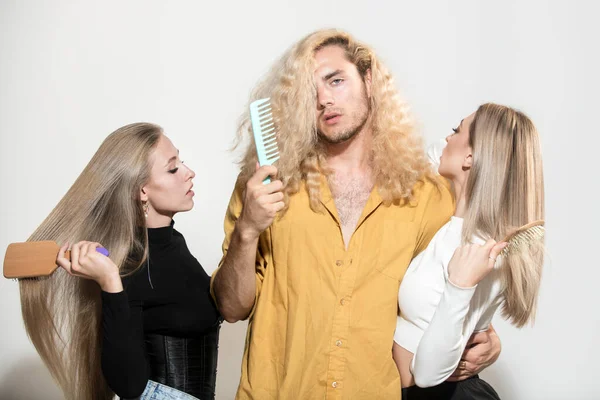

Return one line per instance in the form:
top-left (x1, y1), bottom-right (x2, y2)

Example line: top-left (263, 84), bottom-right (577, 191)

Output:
top-left (139, 380), bottom-right (200, 400)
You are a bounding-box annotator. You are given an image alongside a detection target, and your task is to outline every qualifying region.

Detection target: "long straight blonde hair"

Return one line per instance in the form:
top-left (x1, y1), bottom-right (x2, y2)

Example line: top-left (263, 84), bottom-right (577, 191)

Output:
top-left (462, 103), bottom-right (545, 327)
top-left (19, 123), bottom-right (163, 399)
top-left (235, 29), bottom-right (435, 212)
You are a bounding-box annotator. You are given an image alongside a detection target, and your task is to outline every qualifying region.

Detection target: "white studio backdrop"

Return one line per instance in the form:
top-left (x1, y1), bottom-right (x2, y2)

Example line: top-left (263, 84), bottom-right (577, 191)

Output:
top-left (1, 1), bottom-right (598, 399)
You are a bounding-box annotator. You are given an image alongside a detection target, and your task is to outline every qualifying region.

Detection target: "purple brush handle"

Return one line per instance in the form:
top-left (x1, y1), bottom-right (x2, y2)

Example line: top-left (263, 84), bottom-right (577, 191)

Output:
top-left (96, 247), bottom-right (110, 257)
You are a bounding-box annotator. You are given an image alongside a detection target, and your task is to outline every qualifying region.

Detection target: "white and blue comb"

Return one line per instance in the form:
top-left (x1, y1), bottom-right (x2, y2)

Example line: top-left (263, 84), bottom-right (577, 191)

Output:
top-left (249, 98), bottom-right (280, 184)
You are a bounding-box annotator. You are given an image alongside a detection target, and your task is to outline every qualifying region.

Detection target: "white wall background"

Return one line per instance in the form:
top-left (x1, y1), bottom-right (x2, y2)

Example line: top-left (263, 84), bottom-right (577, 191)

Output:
top-left (1, 1), bottom-right (598, 399)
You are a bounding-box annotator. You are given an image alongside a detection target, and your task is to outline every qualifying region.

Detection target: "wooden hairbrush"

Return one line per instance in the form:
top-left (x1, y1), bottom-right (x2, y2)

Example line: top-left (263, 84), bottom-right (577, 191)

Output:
top-left (499, 220), bottom-right (545, 257)
top-left (3, 241), bottom-right (109, 279)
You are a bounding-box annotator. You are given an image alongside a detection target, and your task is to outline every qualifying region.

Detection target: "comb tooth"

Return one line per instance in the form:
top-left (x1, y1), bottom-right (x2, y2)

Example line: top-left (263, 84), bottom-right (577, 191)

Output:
top-left (261, 122), bottom-right (275, 131)
top-left (260, 122), bottom-right (274, 130)
top-left (261, 125), bottom-right (275, 136)
top-left (259, 117), bottom-right (274, 126)
top-left (258, 113), bottom-right (272, 122)
top-left (257, 101), bottom-right (271, 109)
top-left (257, 113), bottom-right (273, 125)
top-left (259, 113), bottom-right (273, 121)
top-left (258, 108), bottom-right (272, 116)
top-left (258, 107), bottom-right (272, 117)
top-left (255, 99), bottom-right (271, 109)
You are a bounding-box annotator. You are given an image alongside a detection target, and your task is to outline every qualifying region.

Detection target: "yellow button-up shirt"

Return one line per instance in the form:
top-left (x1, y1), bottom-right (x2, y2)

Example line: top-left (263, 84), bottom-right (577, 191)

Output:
top-left (212, 177), bottom-right (454, 399)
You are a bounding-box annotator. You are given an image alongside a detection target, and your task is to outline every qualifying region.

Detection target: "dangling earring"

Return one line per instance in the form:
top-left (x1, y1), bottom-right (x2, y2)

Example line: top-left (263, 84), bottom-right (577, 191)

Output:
top-left (143, 201), bottom-right (149, 218)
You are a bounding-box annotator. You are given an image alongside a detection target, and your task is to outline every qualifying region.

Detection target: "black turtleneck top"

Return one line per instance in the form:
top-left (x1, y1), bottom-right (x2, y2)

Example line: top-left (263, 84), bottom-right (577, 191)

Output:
top-left (100, 221), bottom-right (220, 398)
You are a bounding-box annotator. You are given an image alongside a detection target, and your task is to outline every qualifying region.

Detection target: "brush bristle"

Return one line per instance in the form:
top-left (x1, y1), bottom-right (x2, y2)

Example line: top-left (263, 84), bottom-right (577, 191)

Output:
top-left (500, 225), bottom-right (545, 256)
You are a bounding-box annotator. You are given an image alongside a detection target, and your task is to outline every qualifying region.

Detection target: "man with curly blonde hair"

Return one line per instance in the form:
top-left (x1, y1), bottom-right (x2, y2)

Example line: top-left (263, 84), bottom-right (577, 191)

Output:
top-left (211, 29), bottom-right (501, 399)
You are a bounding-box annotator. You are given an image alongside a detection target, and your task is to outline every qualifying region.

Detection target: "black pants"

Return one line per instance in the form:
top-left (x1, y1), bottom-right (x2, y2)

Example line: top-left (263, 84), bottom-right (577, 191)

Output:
top-left (401, 375), bottom-right (501, 400)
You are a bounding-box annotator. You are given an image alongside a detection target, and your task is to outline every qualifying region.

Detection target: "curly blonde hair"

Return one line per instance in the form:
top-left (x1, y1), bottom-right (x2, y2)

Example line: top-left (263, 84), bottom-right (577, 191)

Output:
top-left (235, 28), bottom-right (435, 211)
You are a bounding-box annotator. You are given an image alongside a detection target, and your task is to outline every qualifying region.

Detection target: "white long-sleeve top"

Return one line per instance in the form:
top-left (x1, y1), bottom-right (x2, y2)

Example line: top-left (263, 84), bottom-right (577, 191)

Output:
top-left (393, 216), bottom-right (505, 388)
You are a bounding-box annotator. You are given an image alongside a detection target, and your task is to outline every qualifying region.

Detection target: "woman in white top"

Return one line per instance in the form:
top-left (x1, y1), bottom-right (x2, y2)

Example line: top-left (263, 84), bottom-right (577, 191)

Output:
top-left (393, 103), bottom-right (545, 399)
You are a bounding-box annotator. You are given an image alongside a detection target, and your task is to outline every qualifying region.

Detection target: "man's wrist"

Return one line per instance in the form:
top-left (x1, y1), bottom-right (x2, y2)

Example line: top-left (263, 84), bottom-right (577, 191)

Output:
top-left (235, 219), bottom-right (260, 243)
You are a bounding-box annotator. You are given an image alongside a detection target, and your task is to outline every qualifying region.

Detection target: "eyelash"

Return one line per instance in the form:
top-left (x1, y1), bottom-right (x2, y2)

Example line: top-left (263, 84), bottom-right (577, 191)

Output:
top-left (452, 127), bottom-right (458, 134)
top-left (168, 160), bottom-right (184, 174)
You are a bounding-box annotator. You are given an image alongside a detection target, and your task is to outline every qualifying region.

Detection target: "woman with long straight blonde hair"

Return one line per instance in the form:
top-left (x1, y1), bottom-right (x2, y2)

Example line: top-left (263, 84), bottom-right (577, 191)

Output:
top-left (19, 123), bottom-right (221, 400)
top-left (392, 103), bottom-right (545, 399)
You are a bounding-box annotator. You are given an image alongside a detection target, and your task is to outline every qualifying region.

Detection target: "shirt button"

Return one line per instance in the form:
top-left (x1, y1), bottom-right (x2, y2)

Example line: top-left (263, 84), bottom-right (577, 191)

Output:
top-left (336, 340), bottom-right (342, 347)
top-left (332, 381), bottom-right (338, 388)
top-left (335, 260), bottom-right (343, 266)
top-left (340, 298), bottom-right (346, 306)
